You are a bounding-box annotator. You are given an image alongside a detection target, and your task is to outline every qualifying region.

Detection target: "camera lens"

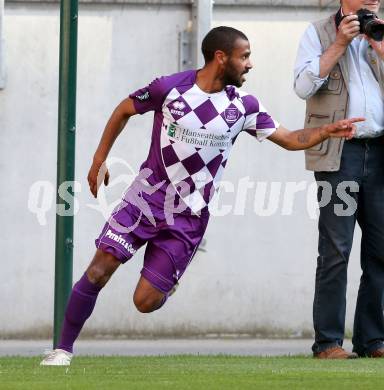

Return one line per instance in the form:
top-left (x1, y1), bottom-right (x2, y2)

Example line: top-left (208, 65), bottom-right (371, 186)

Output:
top-left (357, 8), bottom-right (384, 41)
top-left (367, 22), bottom-right (384, 41)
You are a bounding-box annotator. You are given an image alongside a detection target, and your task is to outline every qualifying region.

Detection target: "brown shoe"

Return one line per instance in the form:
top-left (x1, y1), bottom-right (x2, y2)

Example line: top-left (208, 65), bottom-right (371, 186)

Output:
top-left (368, 348), bottom-right (384, 358)
top-left (314, 346), bottom-right (358, 359)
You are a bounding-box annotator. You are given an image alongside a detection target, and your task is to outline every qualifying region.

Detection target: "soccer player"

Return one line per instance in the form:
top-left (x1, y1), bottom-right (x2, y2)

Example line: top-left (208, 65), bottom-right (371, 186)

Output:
top-left (41, 26), bottom-right (362, 365)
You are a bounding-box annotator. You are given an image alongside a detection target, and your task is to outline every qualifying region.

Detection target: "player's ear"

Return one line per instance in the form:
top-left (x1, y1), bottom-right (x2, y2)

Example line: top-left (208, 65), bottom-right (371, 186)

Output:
top-left (215, 50), bottom-right (227, 66)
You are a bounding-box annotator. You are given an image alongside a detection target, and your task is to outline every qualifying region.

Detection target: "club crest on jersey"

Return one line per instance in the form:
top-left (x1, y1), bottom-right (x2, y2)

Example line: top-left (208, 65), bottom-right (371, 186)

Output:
top-left (224, 108), bottom-right (239, 123)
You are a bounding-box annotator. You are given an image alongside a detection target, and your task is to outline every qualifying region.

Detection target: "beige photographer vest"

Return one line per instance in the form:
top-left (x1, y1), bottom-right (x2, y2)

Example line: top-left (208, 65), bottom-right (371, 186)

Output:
top-left (304, 14), bottom-right (384, 171)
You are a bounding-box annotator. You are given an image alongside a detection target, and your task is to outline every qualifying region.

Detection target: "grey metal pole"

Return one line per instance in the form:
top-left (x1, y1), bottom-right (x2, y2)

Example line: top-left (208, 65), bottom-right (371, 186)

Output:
top-left (54, 0), bottom-right (78, 348)
top-left (191, 0), bottom-right (212, 68)
top-left (0, 0), bottom-right (5, 89)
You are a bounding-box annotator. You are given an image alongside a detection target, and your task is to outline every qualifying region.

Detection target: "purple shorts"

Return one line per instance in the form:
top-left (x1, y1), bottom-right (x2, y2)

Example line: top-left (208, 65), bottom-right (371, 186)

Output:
top-left (95, 196), bottom-right (209, 294)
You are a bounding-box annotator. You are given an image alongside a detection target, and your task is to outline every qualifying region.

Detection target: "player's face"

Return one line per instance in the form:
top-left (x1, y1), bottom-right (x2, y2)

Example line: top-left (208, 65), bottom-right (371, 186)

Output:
top-left (341, 0), bottom-right (380, 14)
top-left (222, 38), bottom-right (252, 87)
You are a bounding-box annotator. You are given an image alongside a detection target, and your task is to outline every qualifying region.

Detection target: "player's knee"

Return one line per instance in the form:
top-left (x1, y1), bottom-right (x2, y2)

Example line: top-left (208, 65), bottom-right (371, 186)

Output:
top-left (133, 292), bottom-right (161, 313)
top-left (86, 266), bottom-right (110, 288)
top-left (86, 252), bottom-right (119, 287)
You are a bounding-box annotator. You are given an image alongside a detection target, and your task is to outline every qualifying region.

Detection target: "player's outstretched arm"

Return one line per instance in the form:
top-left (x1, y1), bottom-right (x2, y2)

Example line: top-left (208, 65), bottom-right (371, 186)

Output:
top-left (267, 117), bottom-right (365, 151)
top-left (88, 98), bottom-right (137, 198)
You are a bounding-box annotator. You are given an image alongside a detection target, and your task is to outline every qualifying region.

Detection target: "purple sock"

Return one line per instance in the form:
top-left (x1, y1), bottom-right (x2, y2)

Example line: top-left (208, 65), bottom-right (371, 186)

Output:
top-left (57, 273), bottom-right (102, 353)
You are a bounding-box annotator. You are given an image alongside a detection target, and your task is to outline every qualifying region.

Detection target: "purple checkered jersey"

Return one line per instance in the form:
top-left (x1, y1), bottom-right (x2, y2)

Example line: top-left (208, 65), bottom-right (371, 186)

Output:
top-left (129, 69), bottom-right (279, 214)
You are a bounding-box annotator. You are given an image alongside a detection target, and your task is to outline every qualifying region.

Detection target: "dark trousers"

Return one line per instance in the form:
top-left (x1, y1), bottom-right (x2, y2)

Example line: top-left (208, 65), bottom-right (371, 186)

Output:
top-left (313, 137), bottom-right (384, 355)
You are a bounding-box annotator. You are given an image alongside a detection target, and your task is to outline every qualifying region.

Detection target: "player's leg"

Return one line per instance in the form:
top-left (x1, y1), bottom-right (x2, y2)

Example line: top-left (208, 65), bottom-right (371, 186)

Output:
top-left (56, 249), bottom-right (121, 352)
top-left (40, 250), bottom-right (121, 366)
top-left (133, 241), bottom-right (185, 313)
top-left (56, 198), bottom-right (148, 349)
top-left (133, 275), bottom-right (167, 313)
top-left (133, 211), bottom-right (209, 313)
top-left (41, 199), bottom-right (147, 365)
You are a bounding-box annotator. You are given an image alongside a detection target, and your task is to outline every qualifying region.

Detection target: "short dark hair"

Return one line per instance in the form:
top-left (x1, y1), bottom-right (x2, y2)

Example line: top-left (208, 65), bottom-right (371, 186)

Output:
top-left (201, 26), bottom-right (248, 63)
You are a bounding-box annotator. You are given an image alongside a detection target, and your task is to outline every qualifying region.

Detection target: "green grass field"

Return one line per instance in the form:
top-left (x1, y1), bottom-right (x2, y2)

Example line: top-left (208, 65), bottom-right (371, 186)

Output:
top-left (1, 355), bottom-right (384, 390)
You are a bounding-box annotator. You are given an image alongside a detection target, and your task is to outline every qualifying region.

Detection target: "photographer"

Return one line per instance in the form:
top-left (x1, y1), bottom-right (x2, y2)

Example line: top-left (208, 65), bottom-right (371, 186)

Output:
top-left (294, 0), bottom-right (384, 359)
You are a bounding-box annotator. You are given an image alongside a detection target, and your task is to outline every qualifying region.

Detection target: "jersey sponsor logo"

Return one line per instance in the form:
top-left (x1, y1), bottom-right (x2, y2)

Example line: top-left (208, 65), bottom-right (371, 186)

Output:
top-left (166, 122), bottom-right (231, 148)
top-left (170, 109), bottom-right (185, 116)
top-left (167, 123), bottom-right (177, 137)
top-left (173, 101), bottom-right (186, 110)
top-left (135, 91), bottom-right (150, 101)
top-left (170, 100), bottom-right (186, 117)
top-left (224, 108), bottom-right (239, 123)
top-left (105, 229), bottom-right (137, 255)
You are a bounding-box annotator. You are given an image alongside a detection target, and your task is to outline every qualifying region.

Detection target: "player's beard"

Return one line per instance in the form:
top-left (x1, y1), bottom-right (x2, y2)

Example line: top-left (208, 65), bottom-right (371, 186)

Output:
top-left (222, 60), bottom-right (245, 87)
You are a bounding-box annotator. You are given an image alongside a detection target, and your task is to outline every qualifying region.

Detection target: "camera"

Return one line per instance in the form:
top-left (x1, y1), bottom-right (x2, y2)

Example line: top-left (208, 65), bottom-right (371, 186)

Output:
top-left (356, 8), bottom-right (384, 41)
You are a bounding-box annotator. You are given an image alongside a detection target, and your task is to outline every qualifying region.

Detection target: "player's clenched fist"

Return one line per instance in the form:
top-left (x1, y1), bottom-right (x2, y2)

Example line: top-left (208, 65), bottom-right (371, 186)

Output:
top-left (87, 158), bottom-right (110, 198)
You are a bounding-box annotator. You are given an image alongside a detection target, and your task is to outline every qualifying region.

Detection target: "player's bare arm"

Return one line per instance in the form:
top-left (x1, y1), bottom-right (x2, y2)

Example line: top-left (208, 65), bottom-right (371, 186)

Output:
top-left (267, 117), bottom-right (365, 151)
top-left (88, 98), bottom-right (137, 198)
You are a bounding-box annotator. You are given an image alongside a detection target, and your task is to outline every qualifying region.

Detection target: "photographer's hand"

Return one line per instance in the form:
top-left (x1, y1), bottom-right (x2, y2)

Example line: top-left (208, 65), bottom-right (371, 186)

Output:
top-left (366, 37), bottom-right (384, 60)
top-left (319, 14), bottom-right (360, 78)
top-left (336, 14), bottom-right (360, 47)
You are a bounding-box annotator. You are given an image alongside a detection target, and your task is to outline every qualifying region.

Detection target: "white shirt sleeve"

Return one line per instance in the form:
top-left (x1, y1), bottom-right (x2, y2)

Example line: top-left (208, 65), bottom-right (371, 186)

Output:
top-left (243, 101), bottom-right (279, 142)
top-left (294, 24), bottom-right (329, 100)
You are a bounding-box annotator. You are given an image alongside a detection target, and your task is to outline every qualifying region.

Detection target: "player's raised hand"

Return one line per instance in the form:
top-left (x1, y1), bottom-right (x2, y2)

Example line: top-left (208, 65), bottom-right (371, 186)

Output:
top-left (324, 117), bottom-right (365, 140)
top-left (87, 158), bottom-right (110, 198)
